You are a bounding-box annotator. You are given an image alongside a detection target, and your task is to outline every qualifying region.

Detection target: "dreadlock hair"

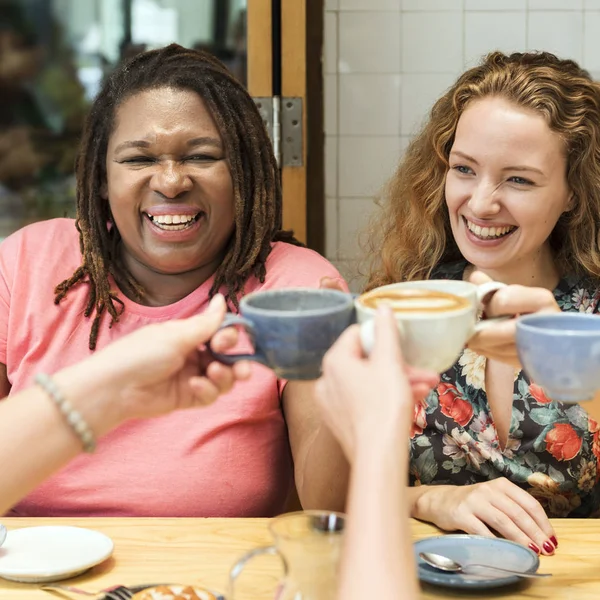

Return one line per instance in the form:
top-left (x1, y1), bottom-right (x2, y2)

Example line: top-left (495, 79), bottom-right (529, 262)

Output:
top-left (55, 43), bottom-right (300, 350)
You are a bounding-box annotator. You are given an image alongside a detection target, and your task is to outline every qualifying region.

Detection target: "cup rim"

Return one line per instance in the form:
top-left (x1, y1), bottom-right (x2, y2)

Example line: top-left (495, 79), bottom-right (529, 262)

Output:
top-left (241, 287), bottom-right (353, 317)
top-left (355, 287), bottom-right (473, 318)
top-left (269, 510), bottom-right (346, 540)
top-left (517, 312), bottom-right (600, 336)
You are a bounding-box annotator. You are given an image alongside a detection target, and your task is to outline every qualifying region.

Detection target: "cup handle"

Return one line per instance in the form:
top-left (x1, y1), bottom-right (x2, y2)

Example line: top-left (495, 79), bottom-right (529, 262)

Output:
top-left (472, 280), bottom-right (515, 332)
top-left (206, 314), bottom-right (269, 367)
top-left (475, 280), bottom-right (506, 305)
top-left (229, 545), bottom-right (286, 600)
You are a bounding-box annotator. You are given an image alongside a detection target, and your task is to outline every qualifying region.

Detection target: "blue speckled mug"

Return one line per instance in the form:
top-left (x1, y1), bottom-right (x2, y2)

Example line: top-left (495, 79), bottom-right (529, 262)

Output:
top-left (208, 288), bottom-right (355, 380)
top-left (516, 312), bottom-right (600, 402)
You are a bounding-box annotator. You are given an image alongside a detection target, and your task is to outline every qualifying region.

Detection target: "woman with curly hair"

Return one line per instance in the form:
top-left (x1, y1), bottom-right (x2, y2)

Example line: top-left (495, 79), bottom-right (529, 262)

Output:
top-left (365, 51), bottom-right (600, 557)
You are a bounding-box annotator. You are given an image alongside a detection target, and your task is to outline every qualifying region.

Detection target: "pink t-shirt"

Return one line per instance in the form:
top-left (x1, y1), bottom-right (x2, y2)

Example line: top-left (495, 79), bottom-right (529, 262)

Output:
top-left (0, 219), bottom-right (346, 517)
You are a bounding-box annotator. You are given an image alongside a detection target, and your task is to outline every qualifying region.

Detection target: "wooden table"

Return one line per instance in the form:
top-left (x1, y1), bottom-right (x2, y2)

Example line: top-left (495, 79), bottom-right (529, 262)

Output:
top-left (0, 518), bottom-right (598, 599)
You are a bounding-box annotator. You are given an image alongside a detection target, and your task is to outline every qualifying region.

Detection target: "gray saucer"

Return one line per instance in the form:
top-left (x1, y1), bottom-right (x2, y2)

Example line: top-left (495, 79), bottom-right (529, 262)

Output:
top-left (414, 534), bottom-right (540, 589)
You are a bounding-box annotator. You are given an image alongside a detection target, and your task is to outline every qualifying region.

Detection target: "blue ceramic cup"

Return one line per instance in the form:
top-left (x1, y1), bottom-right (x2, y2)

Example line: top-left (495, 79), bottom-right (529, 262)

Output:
top-left (208, 288), bottom-right (355, 380)
top-left (516, 312), bottom-right (600, 402)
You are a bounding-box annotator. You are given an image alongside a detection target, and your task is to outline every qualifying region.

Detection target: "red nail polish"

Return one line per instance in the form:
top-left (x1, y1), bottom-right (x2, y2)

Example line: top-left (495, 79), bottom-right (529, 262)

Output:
top-left (550, 535), bottom-right (558, 548)
top-left (543, 541), bottom-right (554, 554)
top-left (528, 543), bottom-right (540, 554)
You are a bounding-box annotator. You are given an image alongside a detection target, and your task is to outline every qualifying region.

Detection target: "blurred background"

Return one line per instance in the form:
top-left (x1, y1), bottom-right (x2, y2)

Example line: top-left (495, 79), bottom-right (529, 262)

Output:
top-left (0, 0), bottom-right (247, 238)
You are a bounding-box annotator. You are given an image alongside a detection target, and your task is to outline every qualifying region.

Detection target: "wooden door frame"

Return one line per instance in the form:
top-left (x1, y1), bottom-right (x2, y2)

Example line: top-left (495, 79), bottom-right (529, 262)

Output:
top-left (247, 0), bottom-right (325, 253)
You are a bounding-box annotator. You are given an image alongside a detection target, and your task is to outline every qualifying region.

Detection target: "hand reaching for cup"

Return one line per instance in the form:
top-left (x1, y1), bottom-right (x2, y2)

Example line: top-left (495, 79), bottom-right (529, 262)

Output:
top-left (58, 294), bottom-right (252, 427)
top-left (467, 271), bottom-right (560, 367)
top-left (315, 307), bottom-right (439, 461)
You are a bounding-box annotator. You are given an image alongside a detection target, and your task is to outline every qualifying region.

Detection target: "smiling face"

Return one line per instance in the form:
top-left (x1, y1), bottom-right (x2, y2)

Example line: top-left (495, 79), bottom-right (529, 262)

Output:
top-left (104, 86), bottom-right (235, 282)
top-left (445, 96), bottom-right (572, 286)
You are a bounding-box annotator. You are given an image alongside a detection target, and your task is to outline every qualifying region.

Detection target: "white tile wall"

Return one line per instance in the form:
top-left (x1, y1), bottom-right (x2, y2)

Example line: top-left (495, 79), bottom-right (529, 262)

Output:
top-left (323, 0), bottom-right (598, 287)
top-left (464, 12), bottom-right (527, 67)
top-left (528, 0), bottom-right (583, 9)
top-left (338, 136), bottom-right (401, 197)
top-left (339, 0), bottom-right (400, 10)
top-left (337, 198), bottom-right (378, 260)
top-left (339, 11), bottom-right (401, 73)
top-left (325, 137), bottom-right (337, 198)
top-left (465, 0), bottom-right (523, 9)
top-left (338, 74), bottom-right (401, 135)
top-left (402, 12), bottom-right (463, 73)
top-left (325, 197), bottom-right (339, 260)
top-left (324, 74), bottom-right (337, 136)
top-left (324, 12), bottom-right (337, 74)
top-left (527, 11), bottom-right (584, 62)
top-left (583, 11), bottom-right (600, 72)
top-left (401, 73), bottom-right (457, 135)
top-left (403, 0), bottom-right (463, 10)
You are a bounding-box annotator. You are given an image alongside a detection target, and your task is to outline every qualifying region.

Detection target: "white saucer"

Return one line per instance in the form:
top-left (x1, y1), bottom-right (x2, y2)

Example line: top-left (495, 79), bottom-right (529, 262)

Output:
top-left (0, 526), bottom-right (114, 583)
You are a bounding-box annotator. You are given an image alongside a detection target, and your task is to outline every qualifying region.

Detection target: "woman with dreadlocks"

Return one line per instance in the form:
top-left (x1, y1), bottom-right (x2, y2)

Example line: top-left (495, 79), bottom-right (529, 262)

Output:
top-left (0, 44), bottom-right (351, 517)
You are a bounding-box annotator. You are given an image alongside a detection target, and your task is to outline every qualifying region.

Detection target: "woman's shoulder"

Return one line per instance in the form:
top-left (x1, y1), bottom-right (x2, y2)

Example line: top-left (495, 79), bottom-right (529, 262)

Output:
top-left (1, 218), bottom-right (79, 253)
top-left (257, 242), bottom-right (347, 290)
top-left (0, 218), bottom-right (81, 281)
top-left (555, 273), bottom-right (600, 314)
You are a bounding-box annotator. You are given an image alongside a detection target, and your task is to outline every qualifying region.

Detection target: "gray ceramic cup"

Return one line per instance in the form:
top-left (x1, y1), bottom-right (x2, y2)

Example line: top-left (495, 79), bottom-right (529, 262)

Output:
top-left (208, 288), bottom-right (355, 380)
top-left (516, 312), bottom-right (600, 402)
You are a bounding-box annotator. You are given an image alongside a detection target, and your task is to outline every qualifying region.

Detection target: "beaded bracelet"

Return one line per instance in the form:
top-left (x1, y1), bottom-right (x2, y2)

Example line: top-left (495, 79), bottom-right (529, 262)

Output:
top-left (34, 373), bottom-right (97, 453)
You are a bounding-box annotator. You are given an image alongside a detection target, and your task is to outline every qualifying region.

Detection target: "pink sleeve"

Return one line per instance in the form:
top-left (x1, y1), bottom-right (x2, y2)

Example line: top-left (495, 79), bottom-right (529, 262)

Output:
top-left (0, 235), bottom-right (16, 366)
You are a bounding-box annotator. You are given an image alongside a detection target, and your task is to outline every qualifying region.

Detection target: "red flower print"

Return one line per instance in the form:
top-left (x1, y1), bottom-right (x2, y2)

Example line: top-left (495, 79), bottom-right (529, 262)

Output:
top-left (592, 430), bottom-right (600, 464)
top-left (411, 402), bottom-right (427, 438)
top-left (545, 423), bottom-right (583, 462)
top-left (437, 382), bottom-right (473, 427)
top-left (530, 383), bottom-right (551, 404)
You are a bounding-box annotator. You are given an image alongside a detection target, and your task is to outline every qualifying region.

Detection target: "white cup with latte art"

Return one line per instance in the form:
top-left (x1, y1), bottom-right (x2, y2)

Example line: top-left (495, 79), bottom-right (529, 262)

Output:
top-left (356, 280), bottom-right (505, 373)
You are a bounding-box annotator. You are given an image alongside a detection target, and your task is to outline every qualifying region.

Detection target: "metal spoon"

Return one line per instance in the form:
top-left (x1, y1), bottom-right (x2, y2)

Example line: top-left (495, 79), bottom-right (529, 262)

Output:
top-left (419, 552), bottom-right (551, 579)
top-left (0, 524), bottom-right (6, 547)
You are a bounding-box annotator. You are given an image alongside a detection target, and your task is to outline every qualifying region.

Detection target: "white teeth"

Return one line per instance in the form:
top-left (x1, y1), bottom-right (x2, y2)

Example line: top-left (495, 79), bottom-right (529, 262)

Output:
top-left (147, 213), bottom-right (197, 226)
top-left (465, 219), bottom-right (515, 239)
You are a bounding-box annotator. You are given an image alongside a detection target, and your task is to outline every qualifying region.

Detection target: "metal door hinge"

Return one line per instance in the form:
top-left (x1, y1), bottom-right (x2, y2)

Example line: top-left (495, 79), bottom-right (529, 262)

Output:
top-left (253, 96), bottom-right (303, 167)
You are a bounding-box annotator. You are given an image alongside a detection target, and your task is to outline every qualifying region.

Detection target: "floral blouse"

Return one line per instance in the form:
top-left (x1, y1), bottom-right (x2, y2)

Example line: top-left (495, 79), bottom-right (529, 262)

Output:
top-left (409, 261), bottom-right (600, 518)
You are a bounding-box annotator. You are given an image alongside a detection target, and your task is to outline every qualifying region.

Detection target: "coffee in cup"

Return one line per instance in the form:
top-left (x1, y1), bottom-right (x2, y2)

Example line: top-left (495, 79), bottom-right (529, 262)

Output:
top-left (358, 288), bottom-right (472, 313)
top-left (356, 279), bottom-right (505, 373)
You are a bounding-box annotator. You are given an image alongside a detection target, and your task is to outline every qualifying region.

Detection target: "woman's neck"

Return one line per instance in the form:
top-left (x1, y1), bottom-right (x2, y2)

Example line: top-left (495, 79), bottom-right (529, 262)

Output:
top-left (117, 251), bottom-right (223, 307)
top-left (466, 245), bottom-right (561, 290)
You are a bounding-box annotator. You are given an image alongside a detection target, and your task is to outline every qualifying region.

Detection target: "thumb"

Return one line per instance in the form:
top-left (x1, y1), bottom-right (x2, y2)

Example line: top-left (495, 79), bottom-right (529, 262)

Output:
top-left (468, 270), bottom-right (493, 286)
top-left (173, 294), bottom-right (228, 350)
top-left (371, 305), bottom-right (404, 364)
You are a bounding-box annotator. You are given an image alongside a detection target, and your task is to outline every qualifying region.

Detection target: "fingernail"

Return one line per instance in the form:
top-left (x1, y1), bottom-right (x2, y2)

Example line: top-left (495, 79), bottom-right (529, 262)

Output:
top-left (528, 543), bottom-right (540, 555)
top-left (550, 535), bottom-right (558, 548)
top-left (207, 294), bottom-right (225, 313)
top-left (543, 541), bottom-right (554, 554)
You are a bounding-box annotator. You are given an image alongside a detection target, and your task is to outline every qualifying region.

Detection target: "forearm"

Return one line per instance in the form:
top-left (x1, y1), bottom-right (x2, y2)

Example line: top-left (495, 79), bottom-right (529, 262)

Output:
top-left (0, 364), bottom-right (122, 515)
top-left (297, 424), bottom-right (350, 511)
top-left (338, 435), bottom-right (419, 600)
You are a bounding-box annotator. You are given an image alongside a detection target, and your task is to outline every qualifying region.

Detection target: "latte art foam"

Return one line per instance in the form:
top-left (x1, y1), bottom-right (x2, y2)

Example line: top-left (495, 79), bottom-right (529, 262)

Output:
top-left (359, 289), bottom-right (470, 313)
